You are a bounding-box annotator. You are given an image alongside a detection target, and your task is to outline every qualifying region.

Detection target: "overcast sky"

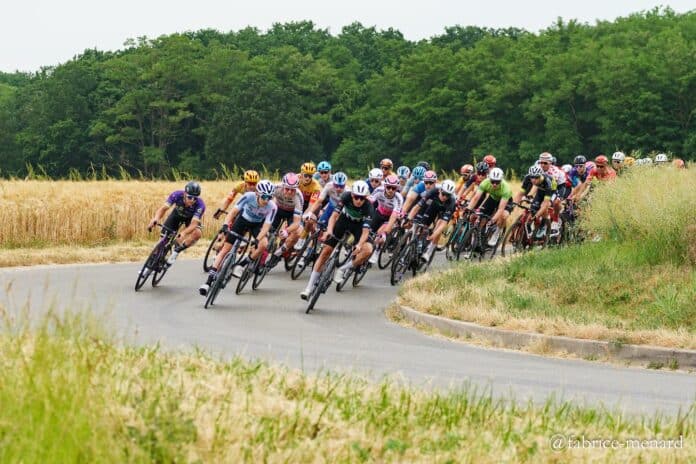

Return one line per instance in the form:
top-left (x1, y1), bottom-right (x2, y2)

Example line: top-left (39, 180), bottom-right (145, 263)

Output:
top-left (1, 1), bottom-right (693, 72)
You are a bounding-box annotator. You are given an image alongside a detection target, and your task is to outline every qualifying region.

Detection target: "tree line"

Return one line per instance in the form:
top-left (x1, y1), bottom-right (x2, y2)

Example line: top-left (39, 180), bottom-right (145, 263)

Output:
top-left (0, 8), bottom-right (693, 179)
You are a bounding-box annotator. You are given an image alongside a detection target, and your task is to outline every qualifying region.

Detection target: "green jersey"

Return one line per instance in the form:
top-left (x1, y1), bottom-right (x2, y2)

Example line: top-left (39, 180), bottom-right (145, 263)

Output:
top-left (477, 178), bottom-right (512, 202)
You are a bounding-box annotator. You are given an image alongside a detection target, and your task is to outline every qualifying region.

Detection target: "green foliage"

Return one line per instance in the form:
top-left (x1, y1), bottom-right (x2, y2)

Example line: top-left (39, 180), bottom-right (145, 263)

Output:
top-left (0, 9), bottom-right (694, 179)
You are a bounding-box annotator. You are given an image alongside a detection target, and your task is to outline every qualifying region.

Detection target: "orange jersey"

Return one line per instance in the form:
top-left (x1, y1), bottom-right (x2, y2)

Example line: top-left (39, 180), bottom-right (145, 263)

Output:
top-left (299, 179), bottom-right (322, 204)
top-left (225, 181), bottom-right (249, 203)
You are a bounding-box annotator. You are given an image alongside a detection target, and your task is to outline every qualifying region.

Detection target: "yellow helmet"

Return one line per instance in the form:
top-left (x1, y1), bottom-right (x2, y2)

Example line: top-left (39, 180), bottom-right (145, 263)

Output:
top-left (300, 162), bottom-right (316, 175)
top-left (243, 170), bottom-right (260, 183)
top-left (624, 156), bottom-right (635, 167)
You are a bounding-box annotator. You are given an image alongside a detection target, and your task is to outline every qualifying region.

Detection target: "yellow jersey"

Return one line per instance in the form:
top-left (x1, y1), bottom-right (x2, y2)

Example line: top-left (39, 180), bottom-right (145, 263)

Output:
top-left (299, 178), bottom-right (322, 205)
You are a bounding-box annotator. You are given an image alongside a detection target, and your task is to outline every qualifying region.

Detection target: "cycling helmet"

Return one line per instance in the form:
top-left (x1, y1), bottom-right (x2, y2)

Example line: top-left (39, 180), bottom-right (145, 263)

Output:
top-left (595, 155), bottom-right (608, 166)
top-left (624, 156), bottom-right (635, 167)
top-left (380, 158), bottom-right (393, 169)
top-left (460, 164), bottom-right (474, 175)
top-left (528, 165), bottom-right (544, 178)
top-left (384, 174), bottom-right (400, 187)
top-left (332, 171), bottom-right (347, 186)
top-left (655, 153), bottom-right (668, 163)
top-left (412, 166), bottom-right (426, 180)
top-left (184, 181), bottom-right (201, 197)
top-left (561, 164), bottom-right (572, 174)
top-left (282, 172), bottom-right (299, 189)
top-left (643, 157), bottom-right (653, 165)
top-left (483, 154), bottom-right (497, 167)
top-left (351, 180), bottom-right (370, 197)
top-left (585, 161), bottom-right (596, 170)
top-left (440, 179), bottom-right (456, 196)
top-left (396, 166), bottom-right (410, 179)
top-left (673, 158), bottom-right (685, 169)
top-left (551, 156), bottom-right (558, 166)
top-left (416, 160), bottom-right (431, 170)
top-left (256, 180), bottom-right (275, 196)
top-left (573, 155), bottom-right (587, 165)
top-left (300, 162), bottom-right (317, 175)
top-left (538, 152), bottom-right (554, 163)
top-left (317, 161), bottom-right (332, 172)
top-left (243, 170), bottom-right (260, 183)
top-left (423, 170), bottom-right (438, 182)
top-left (488, 167), bottom-right (504, 182)
top-left (476, 161), bottom-right (490, 175)
top-left (612, 151), bottom-right (625, 162)
top-left (368, 168), bottom-right (383, 180)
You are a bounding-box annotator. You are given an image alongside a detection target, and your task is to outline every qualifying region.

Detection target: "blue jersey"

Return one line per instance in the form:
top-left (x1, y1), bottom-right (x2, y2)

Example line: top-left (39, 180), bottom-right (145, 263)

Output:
top-left (166, 191), bottom-right (206, 220)
top-left (236, 192), bottom-right (277, 224)
top-left (402, 177), bottom-right (420, 195)
top-left (569, 167), bottom-right (588, 187)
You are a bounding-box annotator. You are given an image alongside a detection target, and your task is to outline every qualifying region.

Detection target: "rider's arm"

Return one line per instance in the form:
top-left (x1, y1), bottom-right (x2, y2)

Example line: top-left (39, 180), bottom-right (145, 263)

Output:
top-left (224, 206), bottom-right (241, 228)
top-left (326, 210), bottom-right (339, 236)
top-left (467, 190), bottom-right (482, 209)
top-left (402, 190), bottom-right (420, 214)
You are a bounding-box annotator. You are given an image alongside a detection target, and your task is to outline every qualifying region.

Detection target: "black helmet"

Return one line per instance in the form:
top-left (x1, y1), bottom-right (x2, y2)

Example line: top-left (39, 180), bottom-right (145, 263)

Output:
top-left (185, 181), bottom-right (201, 197)
top-left (476, 161), bottom-right (490, 174)
top-left (416, 160), bottom-right (431, 170)
top-left (573, 155), bottom-right (587, 165)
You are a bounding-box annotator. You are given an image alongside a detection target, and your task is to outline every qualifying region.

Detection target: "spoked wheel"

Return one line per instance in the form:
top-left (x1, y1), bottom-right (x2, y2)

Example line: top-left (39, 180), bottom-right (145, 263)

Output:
top-left (290, 235), bottom-right (316, 280)
top-left (390, 242), bottom-right (413, 286)
top-left (203, 233), bottom-right (224, 272)
top-left (204, 253), bottom-right (234, 309)
top-left (352, 262), bottom-right (369, 287)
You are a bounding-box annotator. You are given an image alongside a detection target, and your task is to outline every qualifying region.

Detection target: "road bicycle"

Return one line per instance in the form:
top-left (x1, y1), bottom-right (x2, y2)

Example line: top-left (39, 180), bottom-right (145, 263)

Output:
top-left (305, 233), bottom-right (350, 313)
top-left (500, 201), bottom-right (550, 257)
top-left (204, 231), bottom-right (254, 309)
top-left (456, 210), bottom-right (505, 261)
top-left (135, 223), bottom-right (178, 291)
top-left (389, 221), bottom-right (432, 286)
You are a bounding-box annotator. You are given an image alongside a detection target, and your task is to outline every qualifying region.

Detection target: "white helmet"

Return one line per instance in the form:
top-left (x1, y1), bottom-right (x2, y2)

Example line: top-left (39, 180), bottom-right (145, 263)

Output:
top-left (351, 180), bottom-right (370, 197)
top-left (612, 151), bottom-right (625, 162)
top-left (528, 165), bottom-right (544, 178)
top-left (655, 153), bottom-right (668, 163)
top-left (368, 168), bottom-right (383, 180)
top-left (256, 180), bottom-right (275, 196)
top-left (440, 179), bottom-right (456, 196)
top-left (643, 157), bottom-right (654, 165)
top-left (488, 167), bottom-right (504, 182)
top-left (561, 164), bottom-right (572, 174)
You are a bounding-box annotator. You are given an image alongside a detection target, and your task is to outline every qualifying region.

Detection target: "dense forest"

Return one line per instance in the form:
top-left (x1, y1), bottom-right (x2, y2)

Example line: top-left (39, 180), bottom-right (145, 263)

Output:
top-left (0, 8), bottom-right (693, 178)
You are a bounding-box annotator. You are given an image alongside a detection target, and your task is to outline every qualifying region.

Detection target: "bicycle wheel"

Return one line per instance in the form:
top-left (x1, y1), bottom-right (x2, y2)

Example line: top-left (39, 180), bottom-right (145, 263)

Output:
top-left (203, 233), bottom-right (222, 272)
top-left (484, 225), bottom-right (505, 260)
top-left (151, 244), bottom-right (173, 287)
top-left (390, 241), bottom-right (413, 286)
top-left (456, 227), bottom-right (479, 261)
top-left (204, 252), bottom-right (235, 309)
top-left (377, 230), bottom-right (398, 269)
top-left (352, 262), bottom-right (369, 287)
top-left (335, 266), bottom-right (353, 292)
top-left (252, 254), bottom-right (270, 290)
top-left (500, 217), bottom-right (525, 257)
top-left (235, 260), bottom-right (255, 295)
top-left (290, 235), bottom-right (316, 280)
top-left (134, 244), bottom-right (161, 291)
top-left (337, 240), bottom-right (352, 267)
top-left (306, 255), bottom-right (336, 313)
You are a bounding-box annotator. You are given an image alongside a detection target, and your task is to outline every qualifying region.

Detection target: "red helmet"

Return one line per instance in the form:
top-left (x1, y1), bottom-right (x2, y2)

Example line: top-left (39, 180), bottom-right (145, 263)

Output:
top-left (483, 154), bottom-right (497, 167)
top-left (595, 155), bottom-right (609, 166)
top-left (460, 164), bottom-right (474, 175)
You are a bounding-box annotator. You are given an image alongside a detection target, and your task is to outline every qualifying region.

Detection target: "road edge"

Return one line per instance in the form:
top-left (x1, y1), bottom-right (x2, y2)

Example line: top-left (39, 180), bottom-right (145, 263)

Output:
top-left (396, 305), bottom-right (696, 369)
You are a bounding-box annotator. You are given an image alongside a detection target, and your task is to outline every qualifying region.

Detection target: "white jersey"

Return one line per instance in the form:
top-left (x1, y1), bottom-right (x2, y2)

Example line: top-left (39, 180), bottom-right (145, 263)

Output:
top-left (272, 184), bottom-right (304, 214)
top-left (369, 186), bottom-right (404, 217)
top-left (317, 181), bottom-right (344, 205)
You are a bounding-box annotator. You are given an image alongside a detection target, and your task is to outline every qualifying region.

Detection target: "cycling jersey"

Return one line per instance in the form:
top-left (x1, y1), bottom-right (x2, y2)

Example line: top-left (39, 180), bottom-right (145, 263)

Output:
top-left (416, 187), bottom-right (456, 225)
top-left (236, 192), bottom-right (277, 224)
top-left (272, 184), bottom-right (304, 215)
top-left (568, 167), bottom-right (588, 187)
top-left (225, 181), bottom-right (250, 203)
top-left (520, 174), bottom-right (557, 201)
top-left (313, 172), bottom-right (331, 188)
top-left (365, 178), bottom-right (383, 194)
top-left (587, 166), bottom-right (617, 182)
top-left (402, 177), bottom-right (420, 195)
top-left (543, 164), bottom-right (567, 186)
top-left (316, 181), bottom-right (344, 206)
top-left (369, 186), bottom-right (404, 217)
top-left (477, 179), bottom-right (513, 202)
top-left (165, 191), bottom-right (206, 221)
top-left (335, 190), bottom-right (374, 228)
top-left (411, 181), bottom-right (436, 199)
top-left (464, 174), bottom-right (485, 189)
top-left (298, 178), bottom-right (322, 208)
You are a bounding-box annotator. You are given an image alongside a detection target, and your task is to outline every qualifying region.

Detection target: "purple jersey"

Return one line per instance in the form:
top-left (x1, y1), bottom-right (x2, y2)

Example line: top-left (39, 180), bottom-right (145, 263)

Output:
top-left (166, 191), bottom-right (206, 220)
top-left (569, 167), bottom-right (588, 187)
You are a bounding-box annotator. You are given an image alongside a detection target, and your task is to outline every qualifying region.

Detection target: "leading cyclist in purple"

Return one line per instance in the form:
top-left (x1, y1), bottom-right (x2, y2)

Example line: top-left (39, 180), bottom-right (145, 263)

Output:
top-left (147, 181), bottom-right (206, 265)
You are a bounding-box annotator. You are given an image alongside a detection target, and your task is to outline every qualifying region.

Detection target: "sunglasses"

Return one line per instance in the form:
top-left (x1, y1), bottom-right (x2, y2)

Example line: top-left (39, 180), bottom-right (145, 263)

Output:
top-left (381, 166), bottom-right (390, 170)
top-left (596, 164), bottom-right (607, 168)
top-left (575, 164), bottom-right (585, 168)
top-left (385, 186), bottom-right (398, 191)
top-left (259, 194), bottom-right (273, 200)
top-left (246, 181), bottom-right (257, 187)
top-left (352, 195), bottom-right (366, 201)
top-left (319, 170), bottom-right (330, 174)
top-left (424, 181), bottom-right (435, 185)
top-left (539, 161), bottom-right (550, 165)
top-left (370, 179), bottom-right (381, 183)
top-left (490, 180), bottom-right (501, 185)
top-left (185, 194), bottom-right (197, 201)
top-left (302, 174), bottom-right (313, 178)
top-left (612, 160), bottom-right (622, 163)
top-left (439, 191), bottom-right (451, 197)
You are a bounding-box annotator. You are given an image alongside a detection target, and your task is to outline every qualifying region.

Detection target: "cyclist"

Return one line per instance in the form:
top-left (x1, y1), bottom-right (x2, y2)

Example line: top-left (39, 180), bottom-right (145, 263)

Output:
top-left (512, 165), bottom-right (557, 239)
top-left (483, 154), bottom-right (497, 169)
top-left (298, 162), bottom-right (322, 212)
top-left (366, 168), bottom-right (384, 194)
top-left (455, 164), bottom-right (474, 198)
top-left (367, 174), bottom-right (404, 263)
top-left (304, 171), bottom-right (348, 226)
top-left (611, 151), bottom-right (626, 174)
top-left (212, 170), bottom-right (260, 219)
top-left (402, 165), bottom-right (426, 196)
top-left (406, 179), bottom-right (457, 262)
top-left (537, 152), bottom-right (566, 235)
top-left (568, 155), bottom-right (589, 196)
top-left (380, 158), bottom-right (394, 178)
top-left (457, 161), bottom-right (489, 201)
top-left (465, 168), bottom-right (513, 246)
top-left (300, 181), bottom-right (374, 300)
top-left (576, 155), bottom-right (617, 201)
top-left (147, 181), bottom-right (206, 266)
top-left (402, 170), bottom-right (438, 214)
top-left (199, 180), bottom-right (277, 296)
top-left (396, 165), bottom-right (411, 191)
top-left (271, 173), bottom-right (305, 257)
top-left (314, 161), bottom-right (333, 188)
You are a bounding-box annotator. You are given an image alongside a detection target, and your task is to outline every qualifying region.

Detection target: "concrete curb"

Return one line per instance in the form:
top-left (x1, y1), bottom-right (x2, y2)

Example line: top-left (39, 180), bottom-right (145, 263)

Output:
top-left (397, 305), bottom-right (696, 369)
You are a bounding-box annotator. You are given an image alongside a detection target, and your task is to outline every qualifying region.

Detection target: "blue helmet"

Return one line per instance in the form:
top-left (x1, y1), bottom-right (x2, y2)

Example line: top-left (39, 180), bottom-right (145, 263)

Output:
top-left (412, 166), bottom-right (426, 180)
top-left (396, 166), bottom-right (410, 179)
top-left (332, 171), bottom-right (347, 186)
top-left (317, 161), bottom-right (332, 172)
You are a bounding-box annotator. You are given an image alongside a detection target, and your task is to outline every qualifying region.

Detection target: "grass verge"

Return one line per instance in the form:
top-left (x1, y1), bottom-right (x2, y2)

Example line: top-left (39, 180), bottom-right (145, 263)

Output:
top-left (1, 309), bottom-right (694, 462)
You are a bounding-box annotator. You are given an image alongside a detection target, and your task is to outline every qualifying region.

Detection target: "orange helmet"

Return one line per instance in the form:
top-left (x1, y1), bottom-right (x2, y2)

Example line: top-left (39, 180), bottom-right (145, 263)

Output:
top-left (243, 170), bottom-right (260, 183)
top-left (483, 154), bottom-right (497, 167)
top-left (673, 158), bottom-right (686, 169)
top-left (595, 155), bottom-right (609, 166)
top-left (300, 162), bottom-right (316, 175)
top-left (379, 158), bottom-right (393, 169)
top-left (460, 164), bottom-right (474, 175)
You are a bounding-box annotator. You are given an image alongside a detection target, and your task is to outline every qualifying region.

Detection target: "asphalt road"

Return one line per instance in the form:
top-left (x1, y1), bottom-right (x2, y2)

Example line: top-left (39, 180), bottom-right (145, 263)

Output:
top-left (1, 258), bottom-right (694, 416)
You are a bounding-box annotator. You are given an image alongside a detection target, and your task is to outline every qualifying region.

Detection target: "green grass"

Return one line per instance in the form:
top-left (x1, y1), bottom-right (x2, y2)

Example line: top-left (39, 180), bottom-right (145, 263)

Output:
top-left (1, 309), bottom-right (694, 463)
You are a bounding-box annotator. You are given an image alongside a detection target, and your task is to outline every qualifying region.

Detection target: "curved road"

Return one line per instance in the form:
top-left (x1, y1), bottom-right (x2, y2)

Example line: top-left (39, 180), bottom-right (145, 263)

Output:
top-left (1, 259), bottom-right (694, 416)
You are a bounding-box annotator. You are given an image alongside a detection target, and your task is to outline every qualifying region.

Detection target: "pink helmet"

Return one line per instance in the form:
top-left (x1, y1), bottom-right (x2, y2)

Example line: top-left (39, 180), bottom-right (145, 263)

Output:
top-left (282, 172), bottom-right (299, 189)
top-left (384, 174), bottom-right (400, 187)
top-left (423, 170), bottom-right (438, 182)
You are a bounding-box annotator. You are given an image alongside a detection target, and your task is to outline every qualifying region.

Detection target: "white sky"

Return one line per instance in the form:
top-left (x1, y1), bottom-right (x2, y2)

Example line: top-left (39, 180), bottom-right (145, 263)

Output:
top-left (1, 1), bottom-right (693, 72)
